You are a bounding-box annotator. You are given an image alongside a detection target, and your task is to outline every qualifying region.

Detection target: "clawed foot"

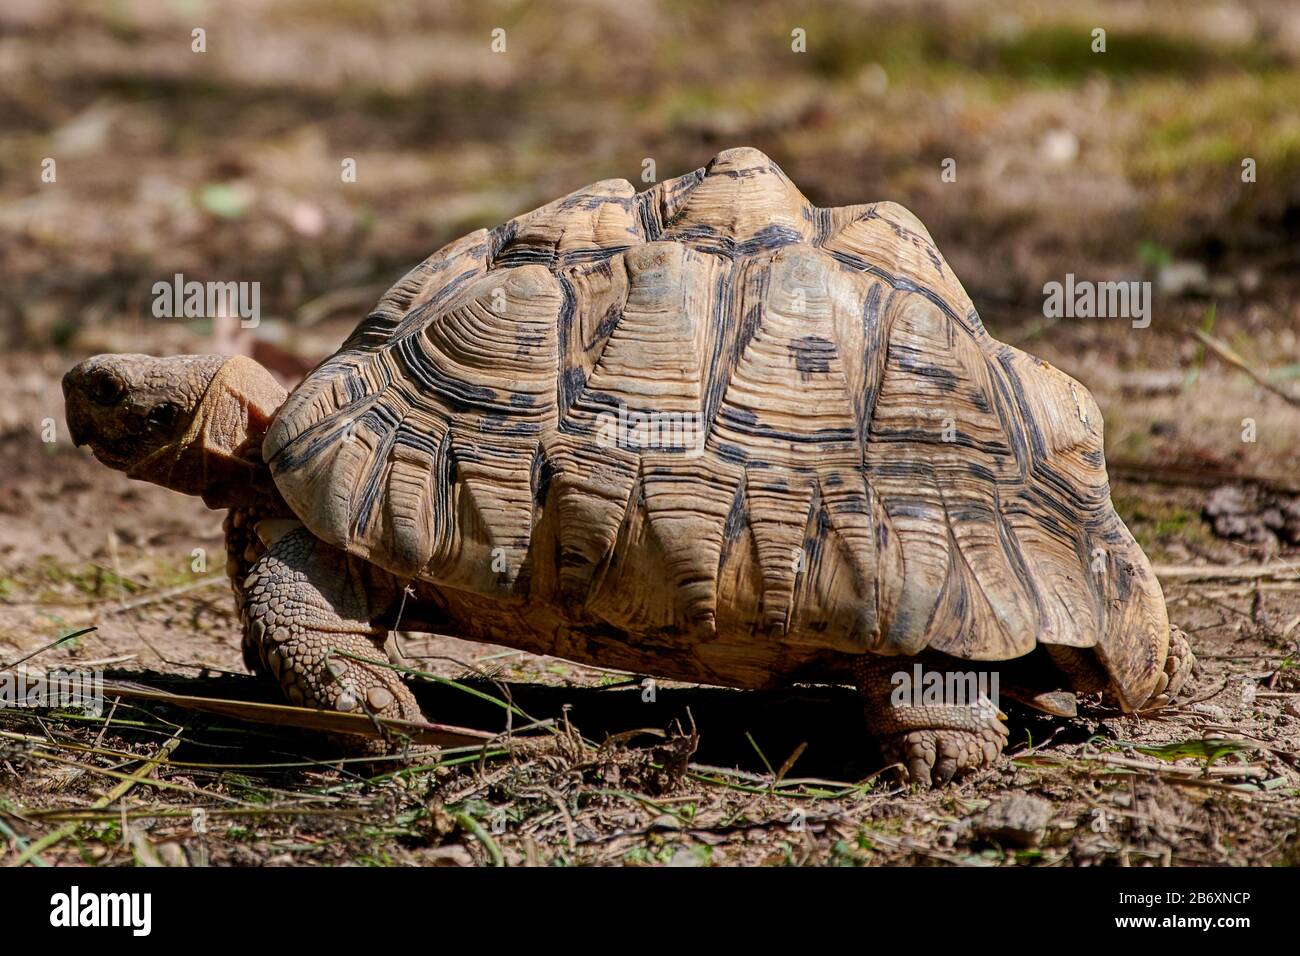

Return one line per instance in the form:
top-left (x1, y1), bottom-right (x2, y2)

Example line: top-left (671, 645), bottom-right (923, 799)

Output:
top-left (881, 722), bottom-right (1009, 787)
top-left (242, 526), bottom-right (425, 741)
top-left (1136, 625), bottom-right (1196, 712)
top-left (855, 655), bottom-right (1010, 787)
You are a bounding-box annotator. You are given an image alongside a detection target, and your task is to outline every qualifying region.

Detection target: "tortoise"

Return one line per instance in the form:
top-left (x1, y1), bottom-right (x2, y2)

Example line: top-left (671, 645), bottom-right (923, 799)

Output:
top-left (63, 147), bottom-right (1193, 785)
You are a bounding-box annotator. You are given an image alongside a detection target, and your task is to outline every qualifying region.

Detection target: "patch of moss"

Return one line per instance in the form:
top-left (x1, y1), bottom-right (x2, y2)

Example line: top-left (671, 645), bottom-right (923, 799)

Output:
top-left (1129, 73), bottom-right (1300, 190)
top-left (987, 26), bottom-right (1272, 83)
top-left (1111, 494), bottom-right (1211, 555)
top-left (801, 18), bottom-right (938, 82)
top-left (4, 555), bottom-right (199, 605)
top-left (13, 557), bottom-right (144, 602)
top-left (767, 10), bottom-right (1272, 89)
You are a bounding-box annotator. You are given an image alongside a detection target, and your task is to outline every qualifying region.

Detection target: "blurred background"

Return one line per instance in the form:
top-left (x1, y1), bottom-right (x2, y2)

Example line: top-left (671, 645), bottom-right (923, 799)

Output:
top-left (2, 0), bottom-right (1297, 338)
top-left (2, 0), bottom-right (1300, 583)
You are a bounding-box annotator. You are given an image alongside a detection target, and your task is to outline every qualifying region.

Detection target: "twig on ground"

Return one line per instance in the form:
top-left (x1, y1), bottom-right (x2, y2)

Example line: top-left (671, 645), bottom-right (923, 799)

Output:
top-left (1152, 563), bottom-right (1300, 582)
top-left (1190, 328), bottom-right (1300, 408)
top-left (106, 576), bottom-right (225, 615)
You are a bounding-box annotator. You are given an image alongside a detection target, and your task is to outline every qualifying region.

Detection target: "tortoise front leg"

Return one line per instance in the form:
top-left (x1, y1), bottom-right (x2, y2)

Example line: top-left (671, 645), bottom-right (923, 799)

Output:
top-left (239, 525), bottom-right (423, 724)
top-left (854, 654), bottom-right (1009, 787)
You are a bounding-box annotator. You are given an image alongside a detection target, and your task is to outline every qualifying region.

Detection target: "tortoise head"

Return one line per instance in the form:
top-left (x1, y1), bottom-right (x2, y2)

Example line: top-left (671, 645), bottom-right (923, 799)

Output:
top-left (63, 353), bottom-right (288, 508)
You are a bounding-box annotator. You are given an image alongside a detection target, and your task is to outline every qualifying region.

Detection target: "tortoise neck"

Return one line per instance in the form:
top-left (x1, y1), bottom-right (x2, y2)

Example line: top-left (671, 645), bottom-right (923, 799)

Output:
top-left (127, 355), bottom-right (288, 509)
top-left (196, 432), bottom-right (285, 510)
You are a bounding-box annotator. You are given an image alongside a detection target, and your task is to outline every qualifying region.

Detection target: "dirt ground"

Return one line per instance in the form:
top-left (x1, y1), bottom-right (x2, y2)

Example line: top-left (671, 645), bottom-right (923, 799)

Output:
top-left (3, 0), bottom-right (1300, 867)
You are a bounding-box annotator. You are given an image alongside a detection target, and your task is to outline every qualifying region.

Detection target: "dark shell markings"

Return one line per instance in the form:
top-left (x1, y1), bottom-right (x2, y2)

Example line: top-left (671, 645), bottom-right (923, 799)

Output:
top-left (263, 147), bottom-right (1169, 703)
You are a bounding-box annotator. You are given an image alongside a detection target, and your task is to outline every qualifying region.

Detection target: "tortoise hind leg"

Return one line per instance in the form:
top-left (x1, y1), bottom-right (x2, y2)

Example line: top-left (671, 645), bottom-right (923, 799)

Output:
top-left (1049, 627), bottom-right (1195, 712)
top-left (853, 655), bottom-right (1009, 787)
top-left (1141, 625), bottom-right (1195, 711)
top-left (240, 525), bottom-right (423, 726)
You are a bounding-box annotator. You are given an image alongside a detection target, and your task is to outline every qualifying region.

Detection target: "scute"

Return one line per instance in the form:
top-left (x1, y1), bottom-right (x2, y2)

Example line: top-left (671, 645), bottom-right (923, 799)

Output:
top-left (264, 148), bottom-right (1168, 707)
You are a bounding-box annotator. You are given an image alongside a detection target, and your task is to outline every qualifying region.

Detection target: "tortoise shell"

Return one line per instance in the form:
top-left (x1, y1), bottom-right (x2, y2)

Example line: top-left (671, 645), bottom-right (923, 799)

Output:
top-left (263, 147), bottom-right (1169, 707)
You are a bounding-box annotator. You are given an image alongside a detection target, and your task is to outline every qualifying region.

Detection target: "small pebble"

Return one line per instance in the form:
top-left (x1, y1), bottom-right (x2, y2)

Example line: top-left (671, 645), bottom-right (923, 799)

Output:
top-left (975, 794), bottom-right (1052, 848)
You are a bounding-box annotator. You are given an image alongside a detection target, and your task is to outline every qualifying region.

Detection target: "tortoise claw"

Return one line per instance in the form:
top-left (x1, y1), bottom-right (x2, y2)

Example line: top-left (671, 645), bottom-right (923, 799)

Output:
top-left (884, 726), bottom-right (1007, 788)
top-left (1137, 625), bottom-right (1196, 714)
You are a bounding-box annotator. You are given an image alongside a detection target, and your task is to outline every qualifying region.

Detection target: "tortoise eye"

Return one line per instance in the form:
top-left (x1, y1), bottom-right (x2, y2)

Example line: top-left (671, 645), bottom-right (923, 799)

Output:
top-left (146, 402), bottom-right (179, 430)
top-left (89, 372), bottom-right (125, 406)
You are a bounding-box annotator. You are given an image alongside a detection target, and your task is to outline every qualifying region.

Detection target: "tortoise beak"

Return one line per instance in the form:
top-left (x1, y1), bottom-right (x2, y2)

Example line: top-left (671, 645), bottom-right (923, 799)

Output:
top-left (66, 414), bottom-right (92, 448)
top-left (62, 368), bottom-right (93, 447)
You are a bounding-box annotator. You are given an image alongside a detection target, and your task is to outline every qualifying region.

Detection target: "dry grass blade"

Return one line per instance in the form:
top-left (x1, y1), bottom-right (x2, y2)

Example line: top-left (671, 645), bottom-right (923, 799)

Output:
top-left (1017, 751), bottom-right (1269, 782)
top-left (96, 679), bottom-right (505, 748)
top-left (9, 727), bottom-right (184, 867)
top-left (1190, 328), bottom-right (1300, 408)
top-left (0, 627), bottom-right (97, 670)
